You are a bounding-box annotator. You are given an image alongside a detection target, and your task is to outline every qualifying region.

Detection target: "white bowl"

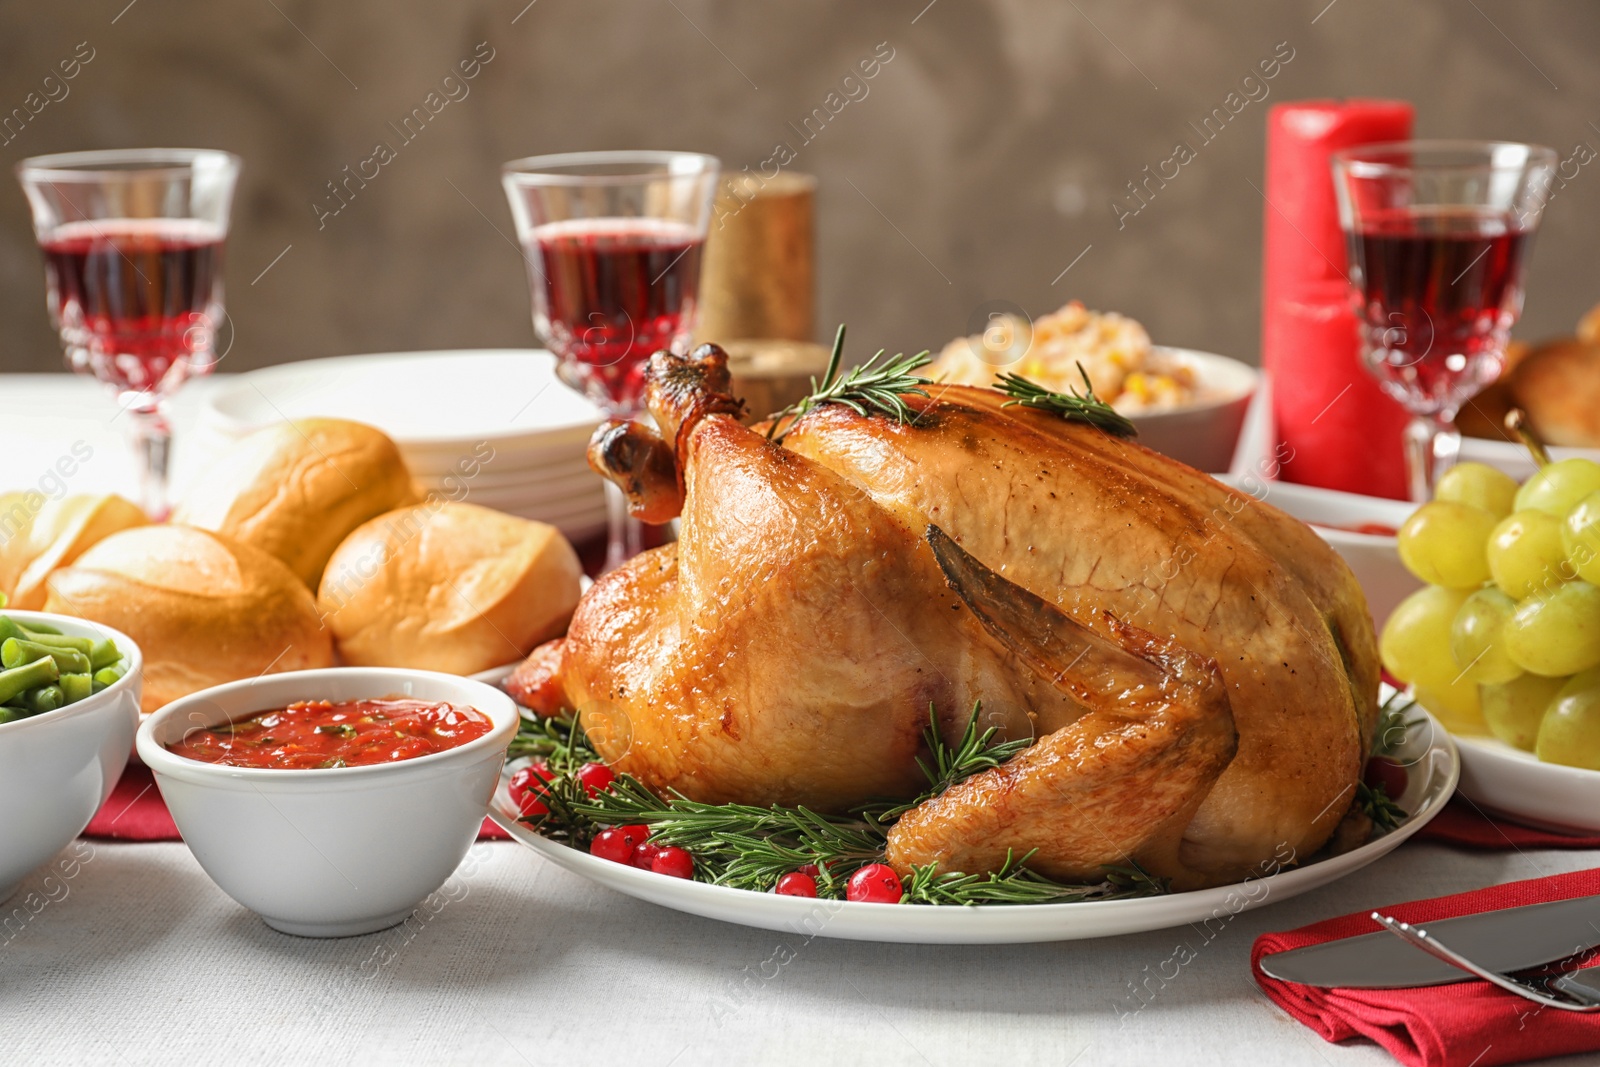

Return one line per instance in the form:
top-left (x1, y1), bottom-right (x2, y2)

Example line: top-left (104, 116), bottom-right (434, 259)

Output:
top-left (136, 667), bottom-right (518, 937)
top-left (1460, 435), bottom-right (1600, 482)
top-left (1129, 348), bottom-right (1258, 474)
top-left (1454, 733), bottom-right (1600, 834)
top-left (0, 610), bottom-right (142, 902)
top-left (1216, 476), bottom-right (1420, 629)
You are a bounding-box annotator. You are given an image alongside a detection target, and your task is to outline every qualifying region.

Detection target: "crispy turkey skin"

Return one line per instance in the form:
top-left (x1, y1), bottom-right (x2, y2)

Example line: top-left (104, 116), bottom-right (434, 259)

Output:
top-left (537, 345), bottom-right (1378, 890)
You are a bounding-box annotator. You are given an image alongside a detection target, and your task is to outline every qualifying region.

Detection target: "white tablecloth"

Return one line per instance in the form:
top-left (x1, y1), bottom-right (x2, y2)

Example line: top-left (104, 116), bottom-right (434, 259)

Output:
top-left (0, 374), bottom-right (227, 504)
top-left (1, 840), bottom-right (1596, 1066)
top-left (4, 375), bottom-right (1600, 1067)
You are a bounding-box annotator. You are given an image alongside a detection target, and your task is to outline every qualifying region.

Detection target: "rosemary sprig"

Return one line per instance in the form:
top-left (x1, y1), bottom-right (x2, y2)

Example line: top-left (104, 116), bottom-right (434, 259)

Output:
top-left (508, 702), bottom-right (1169, 905)
top-left (570, 783), bottom-right (886, 894)
top-left (905, 851), bottom-right (1128, 905)
top-left (1104, 860), bottom-right (1172, 896)
top-left (994, 364), bottom-right (1137, 438)
top-left (766, 324), bottom-right (932, 443)
top-left (873, 703), bottom-right (1034, 823)
top-left (506, 707), bottom-right (599, 770)
top-left (913, 702), bottom-right (1033, 789)
top-left (1372, 690), bottom-right (1421, 759)
top-left (1357, 781), bottom-right (1406, 833)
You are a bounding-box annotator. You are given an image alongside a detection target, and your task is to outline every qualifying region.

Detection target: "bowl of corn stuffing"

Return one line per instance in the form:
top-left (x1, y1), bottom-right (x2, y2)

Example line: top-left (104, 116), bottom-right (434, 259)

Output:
top-left (925, 301), bottom-right (1257, 473)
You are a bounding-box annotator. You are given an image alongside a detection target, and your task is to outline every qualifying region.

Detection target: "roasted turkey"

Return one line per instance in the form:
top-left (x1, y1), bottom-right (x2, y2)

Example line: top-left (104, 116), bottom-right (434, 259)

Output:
top-left (511, 345), bottom-right (1380, 890)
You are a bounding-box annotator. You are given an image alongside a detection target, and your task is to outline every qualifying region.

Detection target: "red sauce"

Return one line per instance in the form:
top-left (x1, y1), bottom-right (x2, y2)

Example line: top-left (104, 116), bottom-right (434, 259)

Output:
top-left (167, 698), bottom-right (492, 769)
top-left (1313, 521), bottom-right (1399, 537)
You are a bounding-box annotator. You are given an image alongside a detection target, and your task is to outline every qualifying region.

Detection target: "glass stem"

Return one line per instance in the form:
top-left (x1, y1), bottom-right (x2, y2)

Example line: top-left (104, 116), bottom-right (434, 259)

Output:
top-left (1402, 411), bottom-right (1461, 503)
top-left (125, 401), bottom-right (173, 520)
top-left (602, 479), bottom-right (643, 574)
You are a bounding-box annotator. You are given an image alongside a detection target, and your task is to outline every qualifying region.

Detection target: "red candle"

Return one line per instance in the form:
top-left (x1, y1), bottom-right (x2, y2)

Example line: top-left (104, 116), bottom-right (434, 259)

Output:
top-left (1265, 282), bottom-right (1414, 498)
top-left (1262, 99), bottom-right (1414, 500)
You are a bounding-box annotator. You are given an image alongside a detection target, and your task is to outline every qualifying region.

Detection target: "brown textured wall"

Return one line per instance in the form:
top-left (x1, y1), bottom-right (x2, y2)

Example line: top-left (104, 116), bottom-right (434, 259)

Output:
top-left (1, 0), bottom-right (1597, 375)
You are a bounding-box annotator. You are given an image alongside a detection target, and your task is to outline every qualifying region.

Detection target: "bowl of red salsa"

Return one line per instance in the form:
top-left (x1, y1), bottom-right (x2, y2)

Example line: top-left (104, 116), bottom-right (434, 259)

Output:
top-left (136, 667), bottom-right (517, 938)
top-left (167, 697), bottom-right (494, 770)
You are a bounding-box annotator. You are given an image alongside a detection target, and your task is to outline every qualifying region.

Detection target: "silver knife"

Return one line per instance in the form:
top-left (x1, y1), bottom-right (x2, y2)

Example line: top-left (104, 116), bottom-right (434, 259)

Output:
top-left (1258, 894), bottom-right (1600, 989)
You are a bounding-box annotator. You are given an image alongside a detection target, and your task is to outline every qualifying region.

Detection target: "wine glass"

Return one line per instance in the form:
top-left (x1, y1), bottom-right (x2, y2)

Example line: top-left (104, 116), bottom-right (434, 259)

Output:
top-left (502, 150), bottom-right (720, 571)
top-left (1332, 140), bottom-right (1557, 500)
top-left (16, 148), bottom-right (241, 520)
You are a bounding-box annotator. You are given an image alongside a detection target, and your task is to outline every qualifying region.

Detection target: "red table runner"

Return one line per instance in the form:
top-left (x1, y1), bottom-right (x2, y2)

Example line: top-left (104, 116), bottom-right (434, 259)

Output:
top-left (89, 762), bottom-right (1600, 851)
top-left (1417, 797), bottom-right (1600, 851)
top-left (85, 759), bottom-right (511, 841)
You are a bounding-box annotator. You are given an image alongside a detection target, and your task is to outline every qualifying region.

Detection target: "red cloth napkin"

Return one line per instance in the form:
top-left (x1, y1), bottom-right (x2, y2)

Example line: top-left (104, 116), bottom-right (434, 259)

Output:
top-left (1254, 867), bottom-right (1600, 1067)
top-left (83, 761), bottom-right (510, 841)
top-left (1416, 797), bottom-right (1600, 851)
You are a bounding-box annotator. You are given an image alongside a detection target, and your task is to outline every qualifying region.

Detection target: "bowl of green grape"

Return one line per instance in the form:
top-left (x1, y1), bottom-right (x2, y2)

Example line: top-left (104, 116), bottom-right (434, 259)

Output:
top-left (1380, 456), bottom-right (1600, 830)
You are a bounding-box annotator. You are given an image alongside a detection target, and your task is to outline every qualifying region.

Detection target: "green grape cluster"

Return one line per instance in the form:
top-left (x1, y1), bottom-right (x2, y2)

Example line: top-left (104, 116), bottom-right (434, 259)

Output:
top-left (1379, 459), bottom-right (1600, 769)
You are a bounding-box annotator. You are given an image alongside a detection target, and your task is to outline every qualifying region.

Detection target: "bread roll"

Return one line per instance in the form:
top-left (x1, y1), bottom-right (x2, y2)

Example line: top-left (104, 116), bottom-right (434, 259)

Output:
top-left (172, 418), bottom-right (417, 588)
top-left (0, 494), bottom-right (148, 609)
top-left (319, 502), bottom-right (581, 675)
top-left (0, 492), bottom-right (37, 597)
top-left (1509, 338), bottom-right (1600, 447)
top-left (45, 525), bottom-right (333, 713)
top-left (1578, 303), bottom-right (1600, 345)
top-left (1455, 379), bottom-right (1517, 442)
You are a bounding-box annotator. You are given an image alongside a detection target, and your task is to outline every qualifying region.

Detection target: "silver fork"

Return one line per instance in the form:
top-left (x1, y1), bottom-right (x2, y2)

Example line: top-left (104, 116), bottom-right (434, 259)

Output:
top-left (1372, 912), bottom-right (1600, 1012)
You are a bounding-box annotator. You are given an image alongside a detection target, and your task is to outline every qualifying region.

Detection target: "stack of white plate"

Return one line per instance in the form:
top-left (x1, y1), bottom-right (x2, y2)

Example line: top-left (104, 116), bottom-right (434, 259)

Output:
top-left (195, 350), bottom-right (608, 540)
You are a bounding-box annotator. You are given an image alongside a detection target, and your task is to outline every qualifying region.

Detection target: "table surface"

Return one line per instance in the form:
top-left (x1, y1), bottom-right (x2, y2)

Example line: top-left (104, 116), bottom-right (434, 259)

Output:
top-left (4, 373), bottom-right (1600, 1067)
top-left (0, 374), bottom-right (227, 503)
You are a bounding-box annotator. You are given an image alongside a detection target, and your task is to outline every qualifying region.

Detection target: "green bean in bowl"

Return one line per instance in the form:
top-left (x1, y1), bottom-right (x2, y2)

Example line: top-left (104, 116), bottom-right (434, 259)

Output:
top-left (0, 611), bottom-right (127, 724)
top-left (0, 607), bottom-right (142, 902)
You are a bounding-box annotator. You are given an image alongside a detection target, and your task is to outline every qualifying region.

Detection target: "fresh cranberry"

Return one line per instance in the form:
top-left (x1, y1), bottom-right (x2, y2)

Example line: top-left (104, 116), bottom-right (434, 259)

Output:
top-left (632, 842), bottom-right (663, 870)
top-left (1364, 756), bottom-right (1408, 799)
top-left (847, 864), bottom-right (903, 904)
top-left (509, 761), bottom-right (554, 816)
top-left (650, 846), bottom-right (695, 879)
top-left (590, 823), bottom-right (653, 865)
top-left (775, 872), bottom-right (818, 897)
top-left (797, 863), bottom-right (819, 877)
top-left (590, 828), bottom-right (632, 864)
top-left (575, 761), bottom-right (616, 796)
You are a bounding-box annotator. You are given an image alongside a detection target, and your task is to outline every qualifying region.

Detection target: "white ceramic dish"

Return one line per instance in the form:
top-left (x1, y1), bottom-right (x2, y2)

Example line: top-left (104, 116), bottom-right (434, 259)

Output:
top-left (447, 461), bottom-right (597, 494)
top-left (404, 440), bottom-right (603, 480)
top-left (199, 349), bottom-right (604, 451)
top-left (1460, 435), bottom-right (1600, 483)
top-left (0, 611), bottom-right (142, 902)
top-left (195, 349), bottom-right (610, 539)
top-left (486, 709), bottom-right (1457, 945)
top-left (463, 479), bottom-right (603, 512)
top-left (1129, 348), bottom-right (1258, 474)
top-left (1217, 475), bottom-right (1420, 629)
top-left (1454, 732), bottom-right (1600, 834)
top-left (137, 667), bottom-right (517, 937)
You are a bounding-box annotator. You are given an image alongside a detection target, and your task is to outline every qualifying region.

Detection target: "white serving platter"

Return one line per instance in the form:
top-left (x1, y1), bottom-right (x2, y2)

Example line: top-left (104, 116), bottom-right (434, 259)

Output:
top-left (484, 706), bottom-right (1458, 945)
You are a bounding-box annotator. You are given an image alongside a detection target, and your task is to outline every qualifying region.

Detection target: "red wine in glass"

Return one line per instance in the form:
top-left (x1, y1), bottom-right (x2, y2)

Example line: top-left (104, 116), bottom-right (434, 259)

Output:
top-left (528, 218), bottom-right (704, 413)
top-left (41, 218), bottom-right (227, 396)
top-left (1346, 207), bottom-right (1532, 414)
